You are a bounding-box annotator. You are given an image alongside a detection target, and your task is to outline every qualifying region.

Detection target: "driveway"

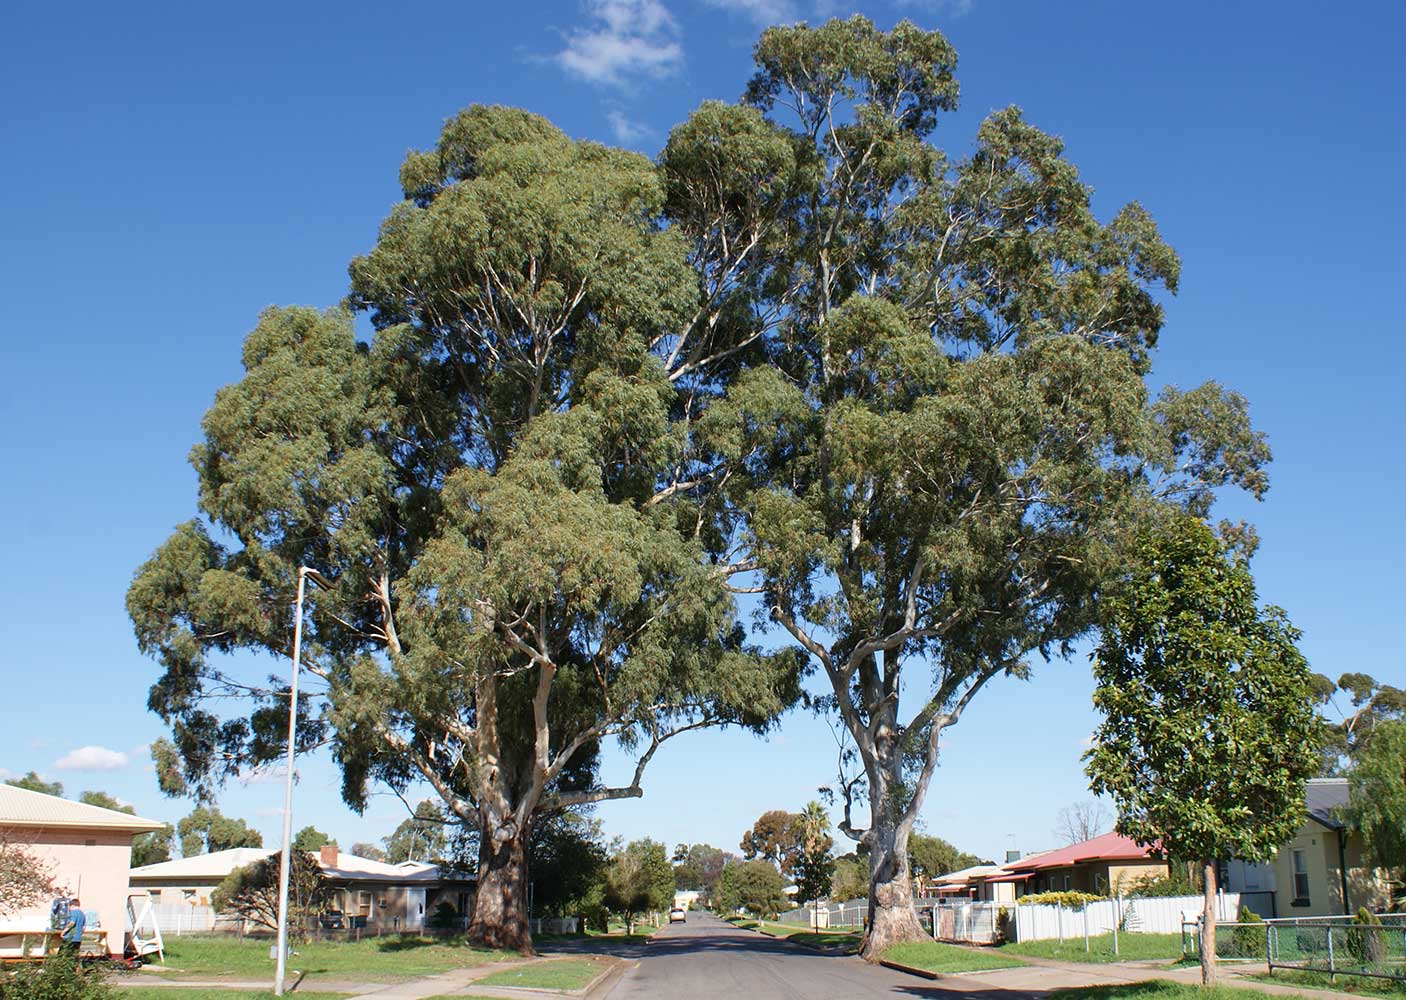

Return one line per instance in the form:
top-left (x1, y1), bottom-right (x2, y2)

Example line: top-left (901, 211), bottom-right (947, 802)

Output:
top-left (601, 912), bottom-right (1024, 1000)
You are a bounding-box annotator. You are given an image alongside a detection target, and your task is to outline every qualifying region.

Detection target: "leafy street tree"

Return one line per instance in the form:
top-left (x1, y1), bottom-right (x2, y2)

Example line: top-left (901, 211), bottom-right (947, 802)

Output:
top-left (1085, 514), bottom-right (1321, 985)
top-left (794, 801), bottom-right (836, 904)
top-left (830, 854), bottom-right (868, 902)
top-left (908, 834), bottom-right (981, 894)
top-left (0, 835), bottom-right (59, 916)
top-left (740, 810), bottom-right (803, 873)
top-left (714, 859), bottom-right (787, 918)
top-left (212, 850), bottom-right (328, 933)
top-left (383, 800), bottom-right (450, 864)
top-left (177, 807), bottom-right (262, 857)
top-left (1055, 802), bottom-right (1110, 846)
top-left (127, 102), bottom-right (800, 951)
top-left (672, 843), bottom-right (731, 900)
top-left (687, 16), bottom-right (1272, 958)
top-left (6, 773), bottom-right (62, 797)
top-left (603, 839), bottom-right (673, 932)
top-left (350, 842), bottom-right (387, 862)
top-left (1344, 719), bottom-right (1406, 901)
top-left (293, 826), bottom-right (334, 853)
top-left (531, 814), bottom-right (608, 917)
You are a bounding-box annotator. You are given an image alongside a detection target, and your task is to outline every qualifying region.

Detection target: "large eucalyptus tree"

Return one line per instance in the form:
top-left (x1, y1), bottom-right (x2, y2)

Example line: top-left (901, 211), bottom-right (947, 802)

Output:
top-left (127, 107), bottom-right (801, 951)
top-left (662, 17), bottom-right (1273, 956)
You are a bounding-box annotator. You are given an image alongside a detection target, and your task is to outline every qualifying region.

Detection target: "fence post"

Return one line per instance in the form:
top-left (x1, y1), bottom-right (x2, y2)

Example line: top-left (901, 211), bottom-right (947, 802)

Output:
top-left (1057, 903), bottom-right (1064, 945)
top-left (1113, 894), bottom-right (1120, 958)
top-left (1265, 921), bottom-right (1273, 974)
top-left (1084, 905), bottom-right (1090, 953)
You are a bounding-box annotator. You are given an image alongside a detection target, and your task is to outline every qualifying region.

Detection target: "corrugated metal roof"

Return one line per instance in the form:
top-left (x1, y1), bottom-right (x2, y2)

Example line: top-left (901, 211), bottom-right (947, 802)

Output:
top-left (1003, 832), bottom-right (1158, 872)
top-left (0, 783), bottom-right (164, 832)
top-left (1305, 778), bottom-right (1349, 829)
top-left (130, 846), bottom-right (275, 879)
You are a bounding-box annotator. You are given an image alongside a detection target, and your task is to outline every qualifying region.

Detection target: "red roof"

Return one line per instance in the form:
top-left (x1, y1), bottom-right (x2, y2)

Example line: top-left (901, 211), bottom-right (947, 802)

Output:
top-left (1005, 832), bottom-right (1159, 872)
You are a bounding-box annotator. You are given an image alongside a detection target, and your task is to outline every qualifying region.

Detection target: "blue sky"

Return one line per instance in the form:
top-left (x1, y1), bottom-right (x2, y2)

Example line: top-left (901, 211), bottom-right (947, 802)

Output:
top-left (1, 0), bottom-right (1402, 863)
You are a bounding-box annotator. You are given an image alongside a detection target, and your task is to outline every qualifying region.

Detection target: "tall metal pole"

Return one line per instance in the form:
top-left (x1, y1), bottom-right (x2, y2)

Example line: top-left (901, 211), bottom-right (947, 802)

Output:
top-left (273, 569), bottom-right (307, 997)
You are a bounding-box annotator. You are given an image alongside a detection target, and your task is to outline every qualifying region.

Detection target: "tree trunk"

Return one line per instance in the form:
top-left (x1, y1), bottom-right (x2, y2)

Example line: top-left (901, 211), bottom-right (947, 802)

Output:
top-left (860, 820), bottom-right (925, 961)
top-left (1201, 859), bottom-right (1218, 987)
top-left (469, 825), bottom-right (533, 953)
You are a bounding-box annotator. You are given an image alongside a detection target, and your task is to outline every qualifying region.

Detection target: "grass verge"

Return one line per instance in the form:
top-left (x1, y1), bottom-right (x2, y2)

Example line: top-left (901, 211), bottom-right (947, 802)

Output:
top-left (143, 934), bottom-right (512, 982)
top-left (1049, 979), bottom-right (1323, 1000)
top-left (1251, 969), bottom-right (1406, 998)
top-left (476, 958), bottom-right (604, 990)
top-left (117, 992), bottom-right (350, 1000)
top-left (999, 932), bottom-right (1187, 964)
top-left (882, 940), bottom-right (1027, 974)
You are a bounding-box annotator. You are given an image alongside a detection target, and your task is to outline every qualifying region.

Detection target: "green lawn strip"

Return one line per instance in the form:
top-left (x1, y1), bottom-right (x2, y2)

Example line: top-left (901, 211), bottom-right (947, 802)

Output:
top-left (144, 935), bottom-right (512, 982)
top-left (748, 921), bottom-right (861, 951)
top-left (1250, 969), bottom-right (1406, 998)
top-left (881, 940), bottom-right (1027, 974)
top-left (1047, 979), bottom-right (1323, 1000)
top-left (476, 958), bottom-right (605, 990)
top-left (999, 933), bottom-right (1187, 964)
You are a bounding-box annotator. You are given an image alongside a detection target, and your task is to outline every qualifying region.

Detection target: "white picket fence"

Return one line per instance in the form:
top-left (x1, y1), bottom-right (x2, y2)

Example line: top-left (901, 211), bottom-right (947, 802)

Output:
top-left (931, 893), bottom-right (1242, 944)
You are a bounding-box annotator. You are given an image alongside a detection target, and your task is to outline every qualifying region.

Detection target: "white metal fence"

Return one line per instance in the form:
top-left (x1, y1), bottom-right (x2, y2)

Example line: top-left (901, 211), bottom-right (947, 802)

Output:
top-left (776, 899), bottom-right (868, 930)
top-left (925, 893), bottom-right (1242, 944)
top-left (140, 904), bottom-right (217, 934)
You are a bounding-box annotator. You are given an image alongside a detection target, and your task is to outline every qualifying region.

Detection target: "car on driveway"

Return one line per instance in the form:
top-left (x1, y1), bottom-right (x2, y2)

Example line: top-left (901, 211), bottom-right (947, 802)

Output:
top-left (669, 906), bottom-right (687, 923)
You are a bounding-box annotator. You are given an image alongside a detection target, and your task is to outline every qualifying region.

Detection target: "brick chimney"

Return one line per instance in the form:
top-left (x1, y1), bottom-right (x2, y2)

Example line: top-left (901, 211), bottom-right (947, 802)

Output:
top-left (320, 844), bottom-right (339, 867)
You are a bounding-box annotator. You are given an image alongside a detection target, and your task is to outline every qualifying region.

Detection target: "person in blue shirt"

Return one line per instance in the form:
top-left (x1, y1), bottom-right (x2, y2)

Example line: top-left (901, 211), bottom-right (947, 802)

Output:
top-left (61, 897), bottom-right (85, 957)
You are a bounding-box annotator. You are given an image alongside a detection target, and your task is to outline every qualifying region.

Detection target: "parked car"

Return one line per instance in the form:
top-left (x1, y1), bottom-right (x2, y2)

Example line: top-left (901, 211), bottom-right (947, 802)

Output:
top-left (669, 906), bottom-right (687, 923)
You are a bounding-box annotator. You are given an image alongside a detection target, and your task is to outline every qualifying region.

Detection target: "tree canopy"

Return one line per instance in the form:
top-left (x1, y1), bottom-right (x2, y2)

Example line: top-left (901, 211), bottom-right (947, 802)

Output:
top-left (177, 806), bottom-right (263, 857)
top-left (1344, 719), bottom-right (1406, 897)
top-left (1085, 514), bottom-right (1321, 984)
top-left (6, 773), bottom-right (62, 797)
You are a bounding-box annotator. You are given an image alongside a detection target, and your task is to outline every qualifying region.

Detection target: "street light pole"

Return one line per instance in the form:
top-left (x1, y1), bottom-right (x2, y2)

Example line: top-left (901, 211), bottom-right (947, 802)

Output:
top-left (274, 567), bottom-right (331, 997)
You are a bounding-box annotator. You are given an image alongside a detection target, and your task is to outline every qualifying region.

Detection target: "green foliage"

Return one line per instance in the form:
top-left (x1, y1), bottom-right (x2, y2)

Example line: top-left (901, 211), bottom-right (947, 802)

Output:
top-left (177, 806), bottom-right (262, 857)
top-left (909, 833), bottom-right (981, 884)
top-left (671, 844), bottom-right (731, 900)
top-left (1086, 514), bottom-right (1322, 868)
top-left (1345, 719), bottom-right (1406, 878)
top-left (350, 842), bottom-right (386, 862)
top-left (1316, 674), bottom-right (1406, 776)
top-left (211, 850), bottom-right (328, 933)
top-left (1345, 908), bottom-right (1385, 967)
top-left (1231, 907), bottom-right (1266, 959)
top-left (6, 772), bottom-right (62, 797)
top-left (740, 810), bottom-right (804, 872)
top-left (714, 859), bottom-right (787, 918)
top-left (131, 825), bottom-right (174, 868)
top-left (292, 826), bottom-right (334, 853)
top-left (428, 900), bottom-right (458, 930)
top-left (382, 800), bottom-right (449, 864)
top-left (1125, 867), bottom-right (1199, 898)
top-left (0, 955), bottom-right (113, 1000)
top-left (530, 814), bottom-right (607, 918)
top-left (602, 839), bottom-right (673, 924)
top-left (1016, 890), bottom-right (1105, 908)
top-left (830, 855), bottom-right (868, 902)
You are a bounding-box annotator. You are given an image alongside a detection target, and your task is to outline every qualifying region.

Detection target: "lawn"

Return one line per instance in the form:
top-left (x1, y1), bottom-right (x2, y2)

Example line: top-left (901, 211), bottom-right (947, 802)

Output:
top-left (143, 934), bottom-right (513, 982)
top-left (1251, 969), bottom-right (1406, 998)
top-left (1048, 978), bottom-right (1321, 1000)
top-left (881, 940), bottom-right (1027, 974)
top-left (998, 932), bottom-right (1187, 964)
top-left (476, 958), bottom-right (604, 990)
top-left (747, 920), bottom-right (861, 952)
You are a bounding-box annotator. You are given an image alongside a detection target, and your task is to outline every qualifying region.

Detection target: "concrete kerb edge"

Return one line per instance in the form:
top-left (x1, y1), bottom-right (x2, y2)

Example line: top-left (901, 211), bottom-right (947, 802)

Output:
top-left (877, 958), bottom-right (939, 980)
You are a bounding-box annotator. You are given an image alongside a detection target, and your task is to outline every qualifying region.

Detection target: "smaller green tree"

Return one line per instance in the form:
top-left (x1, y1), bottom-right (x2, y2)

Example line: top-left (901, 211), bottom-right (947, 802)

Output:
top-left (350, 842), bottom-right (387, 862)
top-left (6, 773), bottom-right (62, 797)
top-left (830, 854), bottom-right (868, 902)
top-left (293, 826), bottom-right (334, 853)
top-left (1085, 514), bottom-right (1321, 986)
top-left (793, 802), bottom-right (835, 904)
top-left (908, 834), bottom-right (981, 894)
top-left (383, 801), bottom-right (449, 864)
top-left (178, 807), bottom-right (263, 856)
top-left (131, 825), bottom-right (175, 868)
top-left (740, 810), bottom-right (803, 874)
top-left (1345, 718), bottom-right (1406, 902)
top-left (603, 839), bottom-right (673, 932)
top-left (212, 850), bottom-right (328, 933)
top-left (714, 860), bottom-right (786, 917)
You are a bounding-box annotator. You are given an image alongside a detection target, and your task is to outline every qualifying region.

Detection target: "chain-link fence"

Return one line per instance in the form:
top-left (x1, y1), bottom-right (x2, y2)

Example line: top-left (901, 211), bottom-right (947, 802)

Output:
top-left (774, 900), bottom-right (867, 931)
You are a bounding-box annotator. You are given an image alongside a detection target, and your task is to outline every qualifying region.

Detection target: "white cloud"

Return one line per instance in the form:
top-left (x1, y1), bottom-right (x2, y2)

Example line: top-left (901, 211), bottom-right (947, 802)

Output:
top-left (555, 0), bottom-right (684, 87)
top-left (702, 0), bottom-right (797, 25)
top-left (54, 746), bottom-right (130, 771)
top-left (606, 108), bottom-right (653, 145)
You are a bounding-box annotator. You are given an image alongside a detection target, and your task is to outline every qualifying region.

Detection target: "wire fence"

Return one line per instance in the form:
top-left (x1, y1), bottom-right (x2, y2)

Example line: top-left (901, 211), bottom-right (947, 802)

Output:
top-left (774, 900), bottom-right (867, 931)
top-left (1182, 915), bottom-right (1406, 984)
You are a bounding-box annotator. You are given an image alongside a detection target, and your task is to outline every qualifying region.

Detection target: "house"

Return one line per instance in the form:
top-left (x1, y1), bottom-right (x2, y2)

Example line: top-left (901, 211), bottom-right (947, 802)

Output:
top-left (129, 843), bottom-right (476, 932)
top-left (1269, 777), bottom-right (1391, 918)
top-left (0, 783), bottom-right (165, 958)
top-left (929, 864), bottom-right (1006, 899)
top-left (968, 834), bottom-right (1167, 900)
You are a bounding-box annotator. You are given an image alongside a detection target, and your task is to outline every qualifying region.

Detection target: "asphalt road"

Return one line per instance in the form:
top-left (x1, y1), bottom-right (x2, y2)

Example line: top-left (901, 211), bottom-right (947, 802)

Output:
top-left (601, 912), bottom-right (1006, 1000)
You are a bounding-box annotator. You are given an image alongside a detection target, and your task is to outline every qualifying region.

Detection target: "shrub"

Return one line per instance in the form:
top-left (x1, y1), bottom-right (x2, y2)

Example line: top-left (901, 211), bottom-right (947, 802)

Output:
top-left (1345, 907), bottom-right (1385, 967)
top-left (1016, 890), bottom-right (1104, 908)
top-left (0, 955), bottom-right (113, 1000)
top-left (995, 906), bottom-right (1013, 945)
top-left (1230, 905), bottom-right (1266, 958)
top-left (1124, 869), bottom-right (1199, 898)
top-left (427, 900), bottom-right (458, 930)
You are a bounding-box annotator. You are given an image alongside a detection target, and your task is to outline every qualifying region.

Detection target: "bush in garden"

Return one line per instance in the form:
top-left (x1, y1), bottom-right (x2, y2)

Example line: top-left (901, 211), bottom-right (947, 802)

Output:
top-left (1345, 907), bottom-right (1385, 967)
top-left (0, 955), bottom-right (114, 1000)
top-left (1230, 906), bottom-right (1266, 958)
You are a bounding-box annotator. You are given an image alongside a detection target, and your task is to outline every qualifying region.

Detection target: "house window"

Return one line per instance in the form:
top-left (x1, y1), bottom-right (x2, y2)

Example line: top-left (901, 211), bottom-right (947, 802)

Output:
top-left (357, 891), bottom-right (373, 913)
top-left (1292, 849), bottom-right (1310, 903)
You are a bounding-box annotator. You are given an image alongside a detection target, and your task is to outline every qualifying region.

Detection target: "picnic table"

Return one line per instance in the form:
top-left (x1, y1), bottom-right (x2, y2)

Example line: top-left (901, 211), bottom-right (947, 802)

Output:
top-left (0, 927), bottom-right (111, 962)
